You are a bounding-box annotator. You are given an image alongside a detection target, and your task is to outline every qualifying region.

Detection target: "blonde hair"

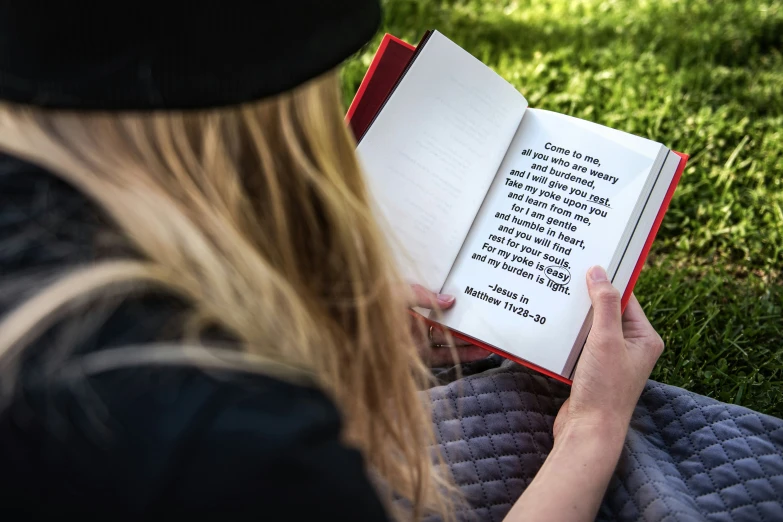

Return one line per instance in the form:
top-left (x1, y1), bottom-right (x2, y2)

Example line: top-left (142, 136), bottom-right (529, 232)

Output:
top-left (0, 71), bottom-right (455, 520)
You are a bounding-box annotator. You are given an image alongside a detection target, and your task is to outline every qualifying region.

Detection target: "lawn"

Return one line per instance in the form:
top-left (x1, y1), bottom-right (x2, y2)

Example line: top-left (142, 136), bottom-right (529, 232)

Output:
top-left (341, 0), bottom-right (783, 417)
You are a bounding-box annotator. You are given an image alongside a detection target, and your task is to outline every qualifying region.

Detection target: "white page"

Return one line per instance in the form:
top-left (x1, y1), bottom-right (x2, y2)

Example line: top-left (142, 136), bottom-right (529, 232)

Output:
top-left (438, 109), bottom-right (666, 376)
top-left (612, 151), bottom-right (680, 292)
top-left (356, 31), bottom-right (527, 291)
top-left (560, 149), bottom-right (680, 378)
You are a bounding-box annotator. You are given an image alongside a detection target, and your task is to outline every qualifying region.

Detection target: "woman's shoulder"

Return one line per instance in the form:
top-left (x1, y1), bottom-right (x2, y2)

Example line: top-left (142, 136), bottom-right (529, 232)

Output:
top-left (0, 364), bottom-right (388, 519)
top-left (0, 154), bottom-right (388, 519)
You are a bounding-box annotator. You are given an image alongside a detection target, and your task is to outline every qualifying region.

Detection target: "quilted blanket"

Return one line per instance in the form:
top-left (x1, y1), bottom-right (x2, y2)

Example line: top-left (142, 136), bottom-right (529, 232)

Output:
top-left (426, 356), bottom-right (783, 521)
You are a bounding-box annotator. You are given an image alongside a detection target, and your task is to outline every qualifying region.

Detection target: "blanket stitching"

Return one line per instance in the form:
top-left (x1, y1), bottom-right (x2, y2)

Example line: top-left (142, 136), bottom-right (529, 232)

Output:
top-left (489, 374), bottom-right (532, 479)
top-left (442, 453), bottom-right (549, 466)
top-left (437, 430), bottom-right (553, 439)
top-left (430, 390), bottom-right (564, 403)
top-left (661, 412), bottom-right (783, 451)
top-left (688, 428), bottom-right (783, 459)
top-left (431, 405), bottom-right (554, 419)
top-left (702, 497), bottom-right (783, 517)
top-left (637, 400), bottom-right (694, 522)
top-left (614, 439), bottom-right (783, 520)
top-left (616, 447), bottom-right (645, 519)
top-left (466, 377), bottom-right (515, 505)
top-left (619, 443), bottom-right (654, 519)
top-left (647, 386), bottom-right (780, 442)
top-left (432, 368), bottom-right (783, 521)
top-left (621, 452), bottom-right (783, 493)
top-left (684, 406), bottom-right (737, 518)
top-left (693, 471), bottom-right (783, 500)
top-left (524, 372), bottom-right (559, 455)
top-left (446, 382), bottom-right (494, 521)
top-left (702, 411), bottom-right (767, 521)
top-left (639, 455), bottom-right (691, 522)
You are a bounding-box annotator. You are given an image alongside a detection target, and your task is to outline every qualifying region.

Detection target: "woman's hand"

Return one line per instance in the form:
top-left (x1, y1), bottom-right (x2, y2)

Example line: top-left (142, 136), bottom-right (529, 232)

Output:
top-left (553, 265), bottom-right (664, 444)
top-left (505, 266), bottom-right (663, 522)
top-left (408, 284), bottom-right (490, 366)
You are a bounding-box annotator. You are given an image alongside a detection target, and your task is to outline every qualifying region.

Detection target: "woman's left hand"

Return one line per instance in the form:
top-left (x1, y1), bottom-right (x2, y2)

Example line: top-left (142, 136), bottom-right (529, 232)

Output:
top-left (409, 284), bottom-right (490, 366)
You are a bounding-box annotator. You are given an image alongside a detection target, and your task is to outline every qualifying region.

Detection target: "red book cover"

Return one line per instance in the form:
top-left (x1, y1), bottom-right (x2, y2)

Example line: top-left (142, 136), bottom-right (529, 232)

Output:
top-left (346, 34), bottom-right (688, 384)
top-left (346, 34), bottom-right (415, 141)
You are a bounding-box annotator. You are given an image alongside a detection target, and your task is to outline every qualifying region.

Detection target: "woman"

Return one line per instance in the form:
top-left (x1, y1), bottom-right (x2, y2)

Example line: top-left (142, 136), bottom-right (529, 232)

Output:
top-left (0, 1), bottom-right (663, 520)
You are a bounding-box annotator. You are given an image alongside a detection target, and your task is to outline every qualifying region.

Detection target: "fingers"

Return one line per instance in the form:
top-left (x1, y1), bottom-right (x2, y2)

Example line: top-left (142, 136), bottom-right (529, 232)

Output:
top-left (427, 345), bottom-right (491, 366)
top-left (586, 266), bottom-right (622, 336)
top-left (425, 323), bottom-right (489, 365)
top-left (409, 284), bottom-right (456, 310)
top-left (429, 325), bottom-right (472, 346)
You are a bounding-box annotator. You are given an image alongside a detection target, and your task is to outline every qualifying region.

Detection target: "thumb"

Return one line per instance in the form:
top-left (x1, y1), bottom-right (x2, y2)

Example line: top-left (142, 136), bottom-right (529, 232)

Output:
top-left (586, 266), bottom-right (622, 336)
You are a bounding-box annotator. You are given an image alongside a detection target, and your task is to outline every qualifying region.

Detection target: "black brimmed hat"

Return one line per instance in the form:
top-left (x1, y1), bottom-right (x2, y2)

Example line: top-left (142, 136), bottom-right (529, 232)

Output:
top-left (0, 1), bottom-right (381, 110)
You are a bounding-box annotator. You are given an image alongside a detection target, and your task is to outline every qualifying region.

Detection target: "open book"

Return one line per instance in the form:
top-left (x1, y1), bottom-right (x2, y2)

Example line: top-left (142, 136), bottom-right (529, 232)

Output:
top-left (350, 31), bottom-right (688, 383)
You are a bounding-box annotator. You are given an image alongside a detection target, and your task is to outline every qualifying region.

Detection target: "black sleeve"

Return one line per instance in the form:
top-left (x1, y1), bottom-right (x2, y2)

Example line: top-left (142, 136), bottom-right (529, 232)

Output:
top-left (0, 364), bottom-right (390, 521)
top-left (152, 373), bottom-right (392, 521)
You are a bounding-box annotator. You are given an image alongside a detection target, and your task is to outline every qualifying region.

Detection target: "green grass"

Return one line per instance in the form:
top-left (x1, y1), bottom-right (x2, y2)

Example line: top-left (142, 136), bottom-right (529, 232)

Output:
top-left (341, 0), bottom-right (783, 417)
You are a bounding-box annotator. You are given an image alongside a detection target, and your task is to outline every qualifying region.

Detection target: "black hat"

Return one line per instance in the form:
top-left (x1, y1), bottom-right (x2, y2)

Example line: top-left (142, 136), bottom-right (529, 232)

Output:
top-left (0, 1), bottom-right (381, 111)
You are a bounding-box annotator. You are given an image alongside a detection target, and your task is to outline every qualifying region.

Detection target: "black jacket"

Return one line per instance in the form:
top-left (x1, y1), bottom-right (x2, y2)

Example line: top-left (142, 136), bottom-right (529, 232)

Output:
top-left (0, 154), bottom-right (388, 520)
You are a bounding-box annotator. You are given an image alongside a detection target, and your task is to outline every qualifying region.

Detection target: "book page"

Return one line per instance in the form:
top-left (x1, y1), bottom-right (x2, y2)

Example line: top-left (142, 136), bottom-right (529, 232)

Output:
top-left (438, 109), bottom-right (667, 375)
top-left (356, 31), bottom-right (527, 291)
top-left (559, 149), bottom-right (679, 378)
top-left (611, 151), bottom-right (680, 293)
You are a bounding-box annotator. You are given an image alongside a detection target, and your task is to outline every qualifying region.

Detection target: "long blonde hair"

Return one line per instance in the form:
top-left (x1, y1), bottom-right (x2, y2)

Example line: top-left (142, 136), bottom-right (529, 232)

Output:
top-left (0, 71), bottom-right (454, 520)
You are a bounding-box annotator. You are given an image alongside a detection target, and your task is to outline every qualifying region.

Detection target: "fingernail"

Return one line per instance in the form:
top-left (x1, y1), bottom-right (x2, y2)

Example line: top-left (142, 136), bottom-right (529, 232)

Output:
top-left (589, 266), bottom-right (608, 282)
top-left (437, 294), bottom-right (455, 305)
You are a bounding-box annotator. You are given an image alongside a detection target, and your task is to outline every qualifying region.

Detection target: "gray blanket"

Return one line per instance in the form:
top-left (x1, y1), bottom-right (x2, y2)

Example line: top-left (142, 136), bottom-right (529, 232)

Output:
top-left (426, 356), bottom-right (783, 521)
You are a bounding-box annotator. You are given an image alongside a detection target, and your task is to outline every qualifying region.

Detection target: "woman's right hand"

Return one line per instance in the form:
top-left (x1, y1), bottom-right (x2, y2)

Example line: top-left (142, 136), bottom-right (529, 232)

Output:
top-left (505, 266), bottom-right (664, 522)
top-left (553, 265), bottom-right (665, 444)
